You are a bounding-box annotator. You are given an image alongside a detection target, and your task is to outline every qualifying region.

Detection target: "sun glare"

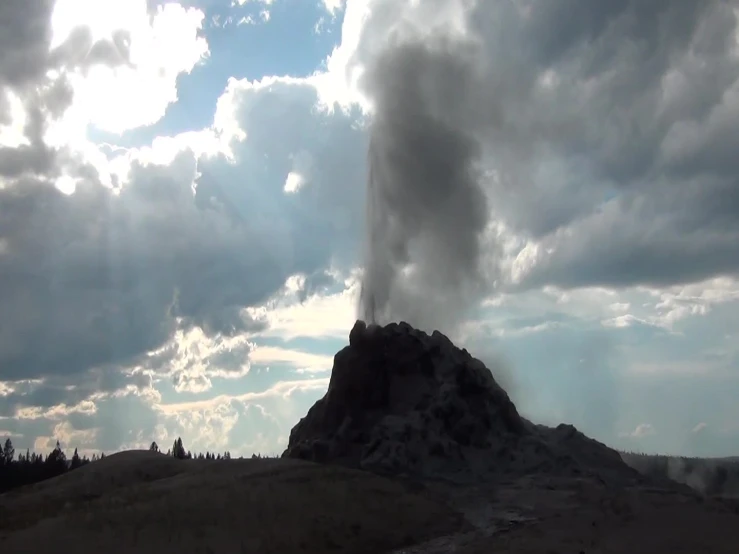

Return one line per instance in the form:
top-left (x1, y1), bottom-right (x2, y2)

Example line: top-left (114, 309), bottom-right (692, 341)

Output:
top-left (55, 174), bottom-right (78, 195)
top-left (50, 0), bottom-right (144, 49)
top-left (283, 172), bottom-right (304, 193)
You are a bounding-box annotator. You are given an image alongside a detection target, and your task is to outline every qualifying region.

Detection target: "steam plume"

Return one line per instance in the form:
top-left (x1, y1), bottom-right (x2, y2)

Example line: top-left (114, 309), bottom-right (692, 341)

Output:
top-left (358, 37), bottom-right (490, 333)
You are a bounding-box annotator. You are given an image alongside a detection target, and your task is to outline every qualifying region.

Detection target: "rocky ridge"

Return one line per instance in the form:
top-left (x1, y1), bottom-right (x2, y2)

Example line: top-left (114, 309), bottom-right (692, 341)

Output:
top-left (283, 320), bottom-right (639, 484)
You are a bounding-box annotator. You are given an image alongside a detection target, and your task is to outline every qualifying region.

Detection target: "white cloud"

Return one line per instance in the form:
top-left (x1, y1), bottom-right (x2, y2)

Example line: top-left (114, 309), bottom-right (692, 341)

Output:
top-left (34, 420), bottom-right (98, 454)
top-left (250, 346), bottom-right (333, 373)
top-left (692, 422), bottom-right (708, 434)
top-left (620, 423), bottom-right (656, 439)
top-left (649, 277), bottom-right (739, 328)
top-left (143, 325), bottom-right (257, 393)
top-left (232, 0), bottom-right (275, 5)
top-left (321, 0), bottom-right (347, 16)
top-left (157, 377), bottom-right (330, 415)
top-left (601, 314), bottom-right (658, 329)
top-left (237, 10), bottom-right (271, 26)
top-left (248, 273), bottom-right (359, 341)
top-left (49, 1), bottom-right (209, 136)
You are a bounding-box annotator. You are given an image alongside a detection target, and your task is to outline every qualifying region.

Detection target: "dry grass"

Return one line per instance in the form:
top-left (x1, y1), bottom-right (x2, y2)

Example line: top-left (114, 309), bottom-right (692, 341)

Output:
top-left (5, 450), bottom-right (739, 553)
top-left (0, 453), bottom-right (464, 554)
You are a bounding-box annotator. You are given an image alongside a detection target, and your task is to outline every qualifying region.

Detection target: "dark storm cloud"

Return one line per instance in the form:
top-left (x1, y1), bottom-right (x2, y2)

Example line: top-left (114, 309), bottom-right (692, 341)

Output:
top-left (489, 0), bottom-right (739, 289)
top-left (348, 0), bottom-right (739, 292)
top-left (0, 0), bottom-right (56, 90)
top-left (0, 151), bottom-right (288, 381)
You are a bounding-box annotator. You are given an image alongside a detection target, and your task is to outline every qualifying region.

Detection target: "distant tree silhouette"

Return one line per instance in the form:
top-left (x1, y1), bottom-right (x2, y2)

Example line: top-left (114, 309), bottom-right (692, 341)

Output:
top-left (172, 437), bottom-right (187, 460)
top-left (3, 438), bottom-right (14, 463)
top-left (46, 441), bottom-right (67, 478)
top-left (0, 432), bottom-right (331, 496)
top-left (70, 448), bottom-right (82, 470)
top-left (0, 438), bottom-right (91, 493)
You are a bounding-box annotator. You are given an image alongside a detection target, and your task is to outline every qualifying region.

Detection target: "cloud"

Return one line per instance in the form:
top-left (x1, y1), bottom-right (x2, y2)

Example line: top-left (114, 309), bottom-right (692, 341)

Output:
top-left (50, 0), bottom-right (209, 134)
top-left (248, 270), bottom-right (359, 341)
top-left (327, 0), bottom-right (739, 293)
top-left (320, 0), bottom-right (346, 17)
top-left (621, 423), bottom-right (657, 439)
top-left (249, 346), bottom-right (333, 374)
top-left (0, 67), bottom-right (368, 388)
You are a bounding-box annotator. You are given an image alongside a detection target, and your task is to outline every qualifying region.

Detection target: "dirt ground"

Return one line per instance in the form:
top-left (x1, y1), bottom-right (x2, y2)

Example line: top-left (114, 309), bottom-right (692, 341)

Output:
top-left (2, 451), bottom-right (739, 553)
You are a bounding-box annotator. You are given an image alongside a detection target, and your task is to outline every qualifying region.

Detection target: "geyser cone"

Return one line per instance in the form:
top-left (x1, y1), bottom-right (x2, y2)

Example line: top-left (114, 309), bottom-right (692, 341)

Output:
top-left (283, 321), bottom-right (639, 483)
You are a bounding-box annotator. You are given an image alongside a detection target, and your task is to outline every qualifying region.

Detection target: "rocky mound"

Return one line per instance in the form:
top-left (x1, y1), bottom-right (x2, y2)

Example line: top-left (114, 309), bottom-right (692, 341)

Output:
top-left (283, 320), bottom-right (640, 483)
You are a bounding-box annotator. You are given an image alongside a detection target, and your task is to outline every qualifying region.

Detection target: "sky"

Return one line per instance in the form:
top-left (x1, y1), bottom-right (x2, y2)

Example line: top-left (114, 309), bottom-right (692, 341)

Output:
top-left (0, 0), bottom-right (738, 459)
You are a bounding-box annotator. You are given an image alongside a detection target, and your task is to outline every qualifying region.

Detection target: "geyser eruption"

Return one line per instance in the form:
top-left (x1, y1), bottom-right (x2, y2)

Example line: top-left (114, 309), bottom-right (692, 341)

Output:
top-left (358, 38), bottom-right (491, 332)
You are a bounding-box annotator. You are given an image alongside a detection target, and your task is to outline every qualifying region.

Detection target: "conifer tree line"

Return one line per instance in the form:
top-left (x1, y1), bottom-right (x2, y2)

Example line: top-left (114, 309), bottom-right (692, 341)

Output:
top-left (0, 435), bottom-right (266, 494)
top-left (149, 437), bottom-right (233, 461)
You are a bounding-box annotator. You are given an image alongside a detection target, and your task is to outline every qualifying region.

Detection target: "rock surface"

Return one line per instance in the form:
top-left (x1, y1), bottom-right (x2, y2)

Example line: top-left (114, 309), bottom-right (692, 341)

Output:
top-left (283, 320), bottom-right (640, 483)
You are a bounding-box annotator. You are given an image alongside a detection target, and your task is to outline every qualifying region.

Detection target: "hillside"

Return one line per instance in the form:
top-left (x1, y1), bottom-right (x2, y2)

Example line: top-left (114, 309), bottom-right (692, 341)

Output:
top-left (1, 454), bottom-right (462, 553)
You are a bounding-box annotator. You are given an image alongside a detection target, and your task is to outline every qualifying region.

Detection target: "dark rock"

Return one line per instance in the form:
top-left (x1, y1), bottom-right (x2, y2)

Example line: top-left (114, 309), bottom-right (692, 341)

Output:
top-left (283, 320), bottom-right (640, 484)
top-left (348, 320), bottom-right (367, 347)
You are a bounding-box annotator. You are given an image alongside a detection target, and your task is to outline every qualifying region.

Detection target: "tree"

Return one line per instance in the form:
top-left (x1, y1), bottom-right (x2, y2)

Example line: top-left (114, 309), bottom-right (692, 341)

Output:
top-left (149, 441), bottom-right (159, 453)
top-left (70, 448), bottom-right (82, 470)
top-left (46, 441), bottom-right (67, 477)
top-left (172, 437), bottom-right (186, 460)
top-left (3, 438), bottom-right (14, 464)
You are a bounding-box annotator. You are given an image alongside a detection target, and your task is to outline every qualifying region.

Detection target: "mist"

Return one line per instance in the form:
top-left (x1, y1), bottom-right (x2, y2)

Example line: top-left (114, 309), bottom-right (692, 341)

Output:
top-left (357, 36), bottom-right (491, 334)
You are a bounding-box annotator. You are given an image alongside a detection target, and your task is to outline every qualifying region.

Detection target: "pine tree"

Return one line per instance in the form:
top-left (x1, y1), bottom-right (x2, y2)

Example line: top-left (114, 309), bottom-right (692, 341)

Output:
top-left (3, 438), bottom-right (14, 463)
top-left (150, 441), bottom-right (159, 453)
top-left (70, 448), bottom-right (82, 470)
top-left (46, 441), bottom-right (67, 476)
top-left (172, 437), bottom-right (186, 460)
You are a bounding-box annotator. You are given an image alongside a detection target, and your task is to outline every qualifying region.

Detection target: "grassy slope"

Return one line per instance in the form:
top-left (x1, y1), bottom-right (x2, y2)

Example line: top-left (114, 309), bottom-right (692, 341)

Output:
top-left (0, 451), bottom-right (465, 554)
